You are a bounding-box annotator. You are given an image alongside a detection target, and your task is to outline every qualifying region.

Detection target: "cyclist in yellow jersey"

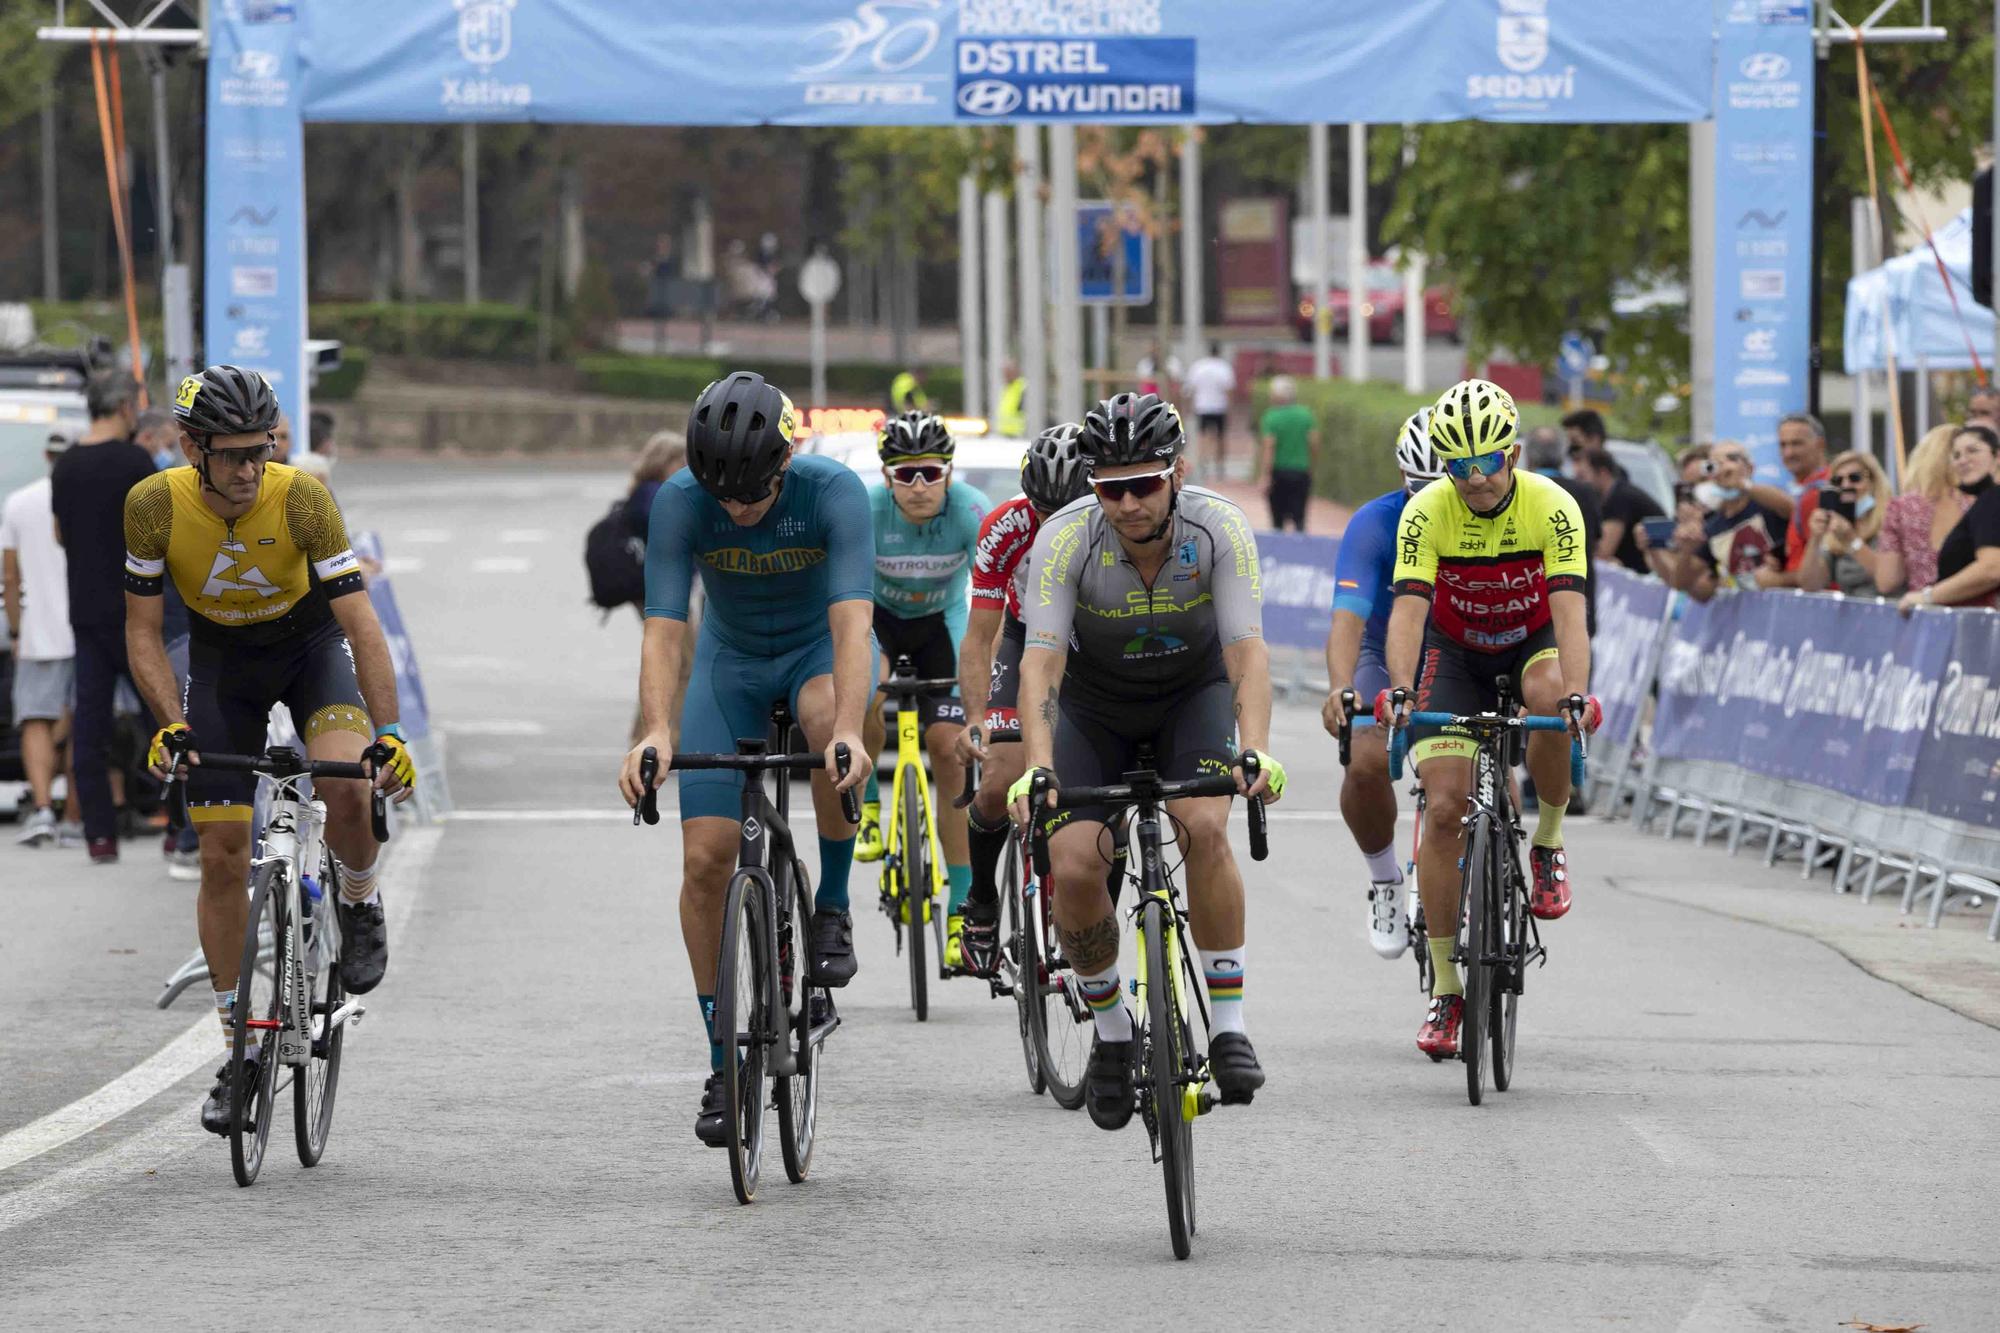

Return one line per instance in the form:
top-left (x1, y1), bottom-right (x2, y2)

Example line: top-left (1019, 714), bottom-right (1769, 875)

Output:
top-left (124, 365), bottom-right (413, 1137)
top-left (1378, 379), bottom-right (1599, 1059)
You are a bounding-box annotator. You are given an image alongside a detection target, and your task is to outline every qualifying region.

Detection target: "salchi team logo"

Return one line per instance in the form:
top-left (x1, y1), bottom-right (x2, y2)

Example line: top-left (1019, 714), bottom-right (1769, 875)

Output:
top-left (456, 0), bottom-right (515, 71)
top-left (1496, 0), bottom-right (1549, 74)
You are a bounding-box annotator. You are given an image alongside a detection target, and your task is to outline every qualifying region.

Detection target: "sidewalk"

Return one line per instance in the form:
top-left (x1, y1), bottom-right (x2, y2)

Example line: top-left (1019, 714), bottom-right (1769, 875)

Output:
top-left (1191, 452), bottom-right (1355, 537)
top-left (1570, 813), bottom-right (2000, 1031)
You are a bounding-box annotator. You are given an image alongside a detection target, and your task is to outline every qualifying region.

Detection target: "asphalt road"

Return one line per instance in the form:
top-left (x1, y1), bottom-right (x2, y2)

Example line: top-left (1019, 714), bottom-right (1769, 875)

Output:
top-left (2, 458), bottom-right (1993, 1329)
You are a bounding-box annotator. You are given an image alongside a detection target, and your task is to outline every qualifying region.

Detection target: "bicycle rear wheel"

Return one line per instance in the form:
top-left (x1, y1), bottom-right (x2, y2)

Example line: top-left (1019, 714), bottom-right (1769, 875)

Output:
top-left (777, 861), bottom-right (822, 1184)
top-left (1461, 812), bottom-right (1495, 1107)
top-left (1004, 835), bottom-right (1045, 1095)
top-left (1490, 840), bottom-right (1522, 1092)
top-left (231, 864), bottom-right (285, 1187)
top-left (900, 777), bottom-right (930, 1021)
top-left (1029, 850), bottom-right (1089, 1111)
top-left (295, 858), bottom-right (346, 1167)
top-left (1143, 901), bottom-right (1196, 1259)
top-left (714, 869), bottom-right (770, 1204)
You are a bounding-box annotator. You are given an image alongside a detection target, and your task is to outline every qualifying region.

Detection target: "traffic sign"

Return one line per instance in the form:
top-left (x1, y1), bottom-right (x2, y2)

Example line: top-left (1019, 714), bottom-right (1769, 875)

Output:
top-left (1074, 202), bottom-right (1151, 306)
top-left (798, 253), bottom-right (842, 306)
top-left (1558, 331), bottom-right (1595, 380)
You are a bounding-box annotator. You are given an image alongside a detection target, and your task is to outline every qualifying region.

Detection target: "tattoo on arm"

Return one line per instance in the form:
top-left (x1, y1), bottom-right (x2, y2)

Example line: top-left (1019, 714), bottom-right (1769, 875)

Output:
top-left (1058, 914), bottom-right (1122, 974)
top-left (1038, 689), bottom-right (1059, 727)
top-left (1231, 680), bottom-right (1242, 722)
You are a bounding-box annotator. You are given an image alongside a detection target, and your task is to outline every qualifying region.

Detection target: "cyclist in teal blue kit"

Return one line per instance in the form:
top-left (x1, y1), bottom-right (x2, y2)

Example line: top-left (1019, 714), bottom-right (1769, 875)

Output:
top-left (852, 411), bottom-right (990, 968)
top-left (618, 371), bottom-right (875, 1147)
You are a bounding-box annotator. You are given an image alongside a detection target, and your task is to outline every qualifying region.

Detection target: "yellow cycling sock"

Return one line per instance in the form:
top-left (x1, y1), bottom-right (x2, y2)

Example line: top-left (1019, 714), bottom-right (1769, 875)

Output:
top-left (1428, 938), bottom-right (1461, 998)
top-left (1534, 799), bottom-right (1565, 850)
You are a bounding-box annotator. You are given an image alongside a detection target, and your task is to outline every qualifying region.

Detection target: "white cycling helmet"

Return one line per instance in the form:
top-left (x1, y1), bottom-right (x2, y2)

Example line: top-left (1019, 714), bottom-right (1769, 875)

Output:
top-left (1396, 407), bottom-right (1446, 489)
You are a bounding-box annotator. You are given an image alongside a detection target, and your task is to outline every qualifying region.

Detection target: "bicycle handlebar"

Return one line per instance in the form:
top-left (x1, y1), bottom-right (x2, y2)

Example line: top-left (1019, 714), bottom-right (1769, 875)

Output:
top-left (166, 743), bottom-right (391, 843)
top-left (1386, 712), bottom-right (1585, 785)
top-left (879, 675), bottom-right (962, 698)
top-left (1026, 753), bottom-right (1269, 880)
top-left (635, 743), bottom-right (860, 827)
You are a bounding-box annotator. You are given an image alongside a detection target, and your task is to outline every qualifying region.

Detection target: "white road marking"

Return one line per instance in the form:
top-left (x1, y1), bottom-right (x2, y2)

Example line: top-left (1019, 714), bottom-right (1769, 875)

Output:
top-left (447, 808), bottom-right (635, 822)
top-left (401, 528), bottom-right (453, 544)
top-left (428, 654), bottom-right (516, 672)
top-left (1620, 1114), bottom-right (1718, 1171)
top-left (0, 825), bottom-right (443, 1193)
top-left (443, 719), bottom-right (546, 737)
top-left (0, 1103), bottom-right (204, 1233)
top-left (382, 556), bottom-right (425, 575)
top-left (499, 529), bottom-right (549, 544)
top-left (471, 556), bottom-right (532, 574)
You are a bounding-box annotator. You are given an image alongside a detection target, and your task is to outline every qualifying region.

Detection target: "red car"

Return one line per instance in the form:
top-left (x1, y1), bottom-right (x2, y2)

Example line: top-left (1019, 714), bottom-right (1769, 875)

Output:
top-left (1296, 262), bottom-right (1459, 343)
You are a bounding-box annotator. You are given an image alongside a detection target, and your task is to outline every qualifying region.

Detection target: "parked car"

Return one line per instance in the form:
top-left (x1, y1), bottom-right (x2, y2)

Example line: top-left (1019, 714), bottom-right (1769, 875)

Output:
top-left (1296, 261), bottom-right (1459, 344)
top-left (1605, 437), bottom-right (1677, 516)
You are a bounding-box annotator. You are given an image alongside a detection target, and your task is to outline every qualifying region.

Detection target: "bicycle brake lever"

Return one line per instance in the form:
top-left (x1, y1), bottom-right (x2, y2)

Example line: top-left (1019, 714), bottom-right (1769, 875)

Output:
top-left (952, 759), bottom-right (978, 809)
top-left (1028, 770), bottom-right (1052, 881)
top-left (637, 746), bottom-right (660, 827)
top-left (1240, 751), bottom-right (1269, 862)
top-left (834, 743), bottom-right (860, 825)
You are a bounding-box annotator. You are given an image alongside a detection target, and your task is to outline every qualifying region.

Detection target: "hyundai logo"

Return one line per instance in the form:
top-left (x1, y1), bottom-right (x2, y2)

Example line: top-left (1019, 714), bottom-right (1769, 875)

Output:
top-left (1737, 209), bottom-right (1787, 229)
top-left (957, 79), bottom-right (1023, 117)
top-left (230, 205), bottom-right (277, 227)
top-left (1739, 53), bottom-right (1791, 80)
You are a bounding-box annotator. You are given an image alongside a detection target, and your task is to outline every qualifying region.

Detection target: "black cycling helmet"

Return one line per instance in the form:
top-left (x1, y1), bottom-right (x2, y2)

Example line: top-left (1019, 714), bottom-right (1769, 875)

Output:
top-left (878, 410), bottom-right (955, 463)
top-left (1021, 422), bottom-right (1091, 512)
top-left (172, 364), bottom-right (279, 438)
top-left (1081, 392), bottom-right (1183, 468)
top-left (686, 371), bottom-right (798, 503)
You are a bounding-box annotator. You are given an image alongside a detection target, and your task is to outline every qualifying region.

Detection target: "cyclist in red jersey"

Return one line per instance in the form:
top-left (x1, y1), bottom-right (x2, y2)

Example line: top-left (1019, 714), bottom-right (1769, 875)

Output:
top-left (951, 424), bottom-right (1091, 975)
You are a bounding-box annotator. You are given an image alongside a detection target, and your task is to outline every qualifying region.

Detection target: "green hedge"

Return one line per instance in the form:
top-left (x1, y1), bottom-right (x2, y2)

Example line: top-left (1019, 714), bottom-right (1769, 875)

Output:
top-left (309, 303), bottom-right (553, 361)
top-left (313, 346), bottom-right (371, 401)
top-left (1253, 379), bottom-right (1563, 507)
top-left (577, 353), bottom-right (964, 412)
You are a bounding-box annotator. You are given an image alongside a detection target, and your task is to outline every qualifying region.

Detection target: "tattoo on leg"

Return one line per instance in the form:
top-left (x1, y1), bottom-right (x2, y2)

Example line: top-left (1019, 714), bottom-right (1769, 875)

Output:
top-left (1058, 914), bottom-right (1121, 973)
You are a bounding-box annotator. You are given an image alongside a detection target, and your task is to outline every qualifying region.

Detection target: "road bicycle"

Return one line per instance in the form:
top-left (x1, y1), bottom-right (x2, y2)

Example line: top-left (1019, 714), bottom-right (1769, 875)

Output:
top-left (637, 707), bottom-right (857, 1204)
top-left (954, 760), bottom-right (1089, 1109)
top-left (873, 656), bottom-right (963, 1022)
top-left (162, 734), bottom-right (390, 1187)
top-left (1386, 680), bottom-right (1586, 1106)
top-left (1029, 750), bottom-right (1269, 1260)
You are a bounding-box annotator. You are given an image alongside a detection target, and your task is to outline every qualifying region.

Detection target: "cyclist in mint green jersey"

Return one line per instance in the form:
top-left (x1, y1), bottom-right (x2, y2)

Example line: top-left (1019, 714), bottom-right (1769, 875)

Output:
top-left (854, 411), bottom-right (991, 969)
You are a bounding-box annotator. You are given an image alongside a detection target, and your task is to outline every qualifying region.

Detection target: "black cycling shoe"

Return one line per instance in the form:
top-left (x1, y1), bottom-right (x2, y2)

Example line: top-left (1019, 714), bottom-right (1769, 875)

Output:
top-left (1208, 1031), bottom-right (1266, 1105)
top-left (1085, 1036), bottom-right (1139, 1131)
top-left (810, 909), bottom-right (857, 987)
top-left (337, 897), bottom-right (389, 994)
top-left (695, 1071), bottom-right (729, 1148)
top-left (199, 1054), bottom-right (258, 1136)
top-left (959, 898), bottom-right (1001, 978)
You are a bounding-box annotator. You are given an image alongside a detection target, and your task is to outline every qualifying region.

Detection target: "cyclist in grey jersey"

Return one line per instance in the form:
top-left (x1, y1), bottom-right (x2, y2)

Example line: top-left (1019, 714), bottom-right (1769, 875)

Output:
top-left (1011, 392), bottom-right (1288, 1132)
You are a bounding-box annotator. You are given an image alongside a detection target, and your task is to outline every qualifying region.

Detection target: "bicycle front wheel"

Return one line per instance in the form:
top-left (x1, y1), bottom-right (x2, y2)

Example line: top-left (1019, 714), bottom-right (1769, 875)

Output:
top-left (900, 777), bottom-right (930, 1021)
top-left (714, 869), bottom-right (771, 1204)
top-left (295, 858), bottom-right (346, 1167)
top-left (1004, 834), bottom-right (1045, 1095)
top-left (1491, 840), bottom-right (1523, 1092)
top-left (777, 860), bottom-right (822, 1184)
top-left (1029, 848), bottom-right (1088, 1111)
top-left (1143, 900), bottom-right (1196, 1259)
top-left (231, 863), bottom-right (285, 1187)
top-left (1461, 812), bottom-right (1495, 1107)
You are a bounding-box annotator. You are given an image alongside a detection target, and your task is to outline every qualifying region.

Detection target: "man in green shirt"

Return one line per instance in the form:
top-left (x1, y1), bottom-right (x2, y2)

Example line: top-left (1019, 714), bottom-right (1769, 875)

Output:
top-left (1256, 375), bottom-right (1317, 531)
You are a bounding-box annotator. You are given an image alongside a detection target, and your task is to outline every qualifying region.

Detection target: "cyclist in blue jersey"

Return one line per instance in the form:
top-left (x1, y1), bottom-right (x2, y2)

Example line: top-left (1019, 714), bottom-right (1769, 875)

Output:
top-left (1319, 407), bottom-right (1446, 960)
top-left (618, 371), bottom-right (875, 1148)
top-left (851, 411), bottom-right (991, 969)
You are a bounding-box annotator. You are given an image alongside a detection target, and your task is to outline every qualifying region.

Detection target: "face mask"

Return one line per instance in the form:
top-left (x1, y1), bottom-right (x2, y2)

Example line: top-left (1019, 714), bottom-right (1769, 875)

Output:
top-left (1852, 494), bottom-right (1876, 519)
top-left (1693, 481), bottom-right (1737, 509)
top-left (1559, 460), bottom-right (1580, 480)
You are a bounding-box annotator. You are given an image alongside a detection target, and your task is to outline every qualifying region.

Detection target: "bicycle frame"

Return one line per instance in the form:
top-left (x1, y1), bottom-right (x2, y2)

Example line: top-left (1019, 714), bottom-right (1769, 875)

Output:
top-left (250, 780), bottom-right (354, 1067)
top-left (1124, 799), bottom-right (1210, 1128)
top-left (884, 698), bottom-right (947, 907)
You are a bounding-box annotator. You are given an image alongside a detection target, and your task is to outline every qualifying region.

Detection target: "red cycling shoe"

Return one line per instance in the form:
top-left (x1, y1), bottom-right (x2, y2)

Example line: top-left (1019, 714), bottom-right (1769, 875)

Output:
top-left (1417, 994), bottom-right (1464, 1060)
top-left (1529, 845), bottom-right (1571, 920)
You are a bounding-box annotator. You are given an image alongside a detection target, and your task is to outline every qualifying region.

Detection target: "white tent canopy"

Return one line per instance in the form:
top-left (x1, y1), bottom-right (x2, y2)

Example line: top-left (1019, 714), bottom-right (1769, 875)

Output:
top-left (1844, 208), bottom-right (1996, 373)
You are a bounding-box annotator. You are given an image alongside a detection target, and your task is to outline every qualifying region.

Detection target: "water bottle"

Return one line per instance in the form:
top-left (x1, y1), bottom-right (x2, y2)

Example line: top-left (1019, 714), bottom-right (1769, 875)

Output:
top-left (301, 874), bottom-right (323, 968)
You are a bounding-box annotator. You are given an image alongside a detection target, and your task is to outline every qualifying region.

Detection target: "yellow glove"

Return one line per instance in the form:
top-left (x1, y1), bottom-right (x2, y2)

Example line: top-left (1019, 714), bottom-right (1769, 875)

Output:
top-left (371, 731), bottom-right (417, 792)
top-left (1006, 766), bottom-right (1052, 808)
top-left (148, 722), bottom-right (193, 775)
top-left (1243, 751), bottom-right (1287, 800)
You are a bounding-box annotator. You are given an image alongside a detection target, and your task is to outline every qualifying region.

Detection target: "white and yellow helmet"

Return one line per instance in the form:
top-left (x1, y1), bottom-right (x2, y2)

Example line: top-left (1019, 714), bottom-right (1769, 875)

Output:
top-left (1428, 378), bottom-right (1519, 459)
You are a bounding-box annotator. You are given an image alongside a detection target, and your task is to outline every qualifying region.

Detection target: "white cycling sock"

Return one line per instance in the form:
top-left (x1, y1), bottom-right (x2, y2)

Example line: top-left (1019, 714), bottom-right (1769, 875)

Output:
top-left (337, 857), bottom-right (380, 907)
top-left (1201, 948), bottom-right (1246, 1035)
top-left (1363, 843), bottom-right (1403, 883)
top-left (1075, 963), bottom-right (1133, 1042)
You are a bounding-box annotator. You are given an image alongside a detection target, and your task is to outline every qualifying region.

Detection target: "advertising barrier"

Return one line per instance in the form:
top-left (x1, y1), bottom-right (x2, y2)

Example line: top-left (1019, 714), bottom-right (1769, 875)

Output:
top-left (1253, 530), bottom-right (1339, 655)
top-left (353, 530), bottom-right (451, 820)
top-left (1915, 610), bottom-right (2000, 826)
top-left (1590, 565), bottom-right (1672, 751)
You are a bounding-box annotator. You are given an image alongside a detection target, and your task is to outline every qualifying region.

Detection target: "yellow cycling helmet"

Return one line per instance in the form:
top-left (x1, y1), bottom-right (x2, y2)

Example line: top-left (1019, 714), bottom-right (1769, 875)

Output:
top-left (1428, 378), bottom-right (1519, 458)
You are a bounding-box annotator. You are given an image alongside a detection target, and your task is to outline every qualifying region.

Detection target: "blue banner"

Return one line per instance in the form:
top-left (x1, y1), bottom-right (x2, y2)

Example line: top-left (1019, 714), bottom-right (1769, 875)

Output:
top-left (205, 5), bottom-right (309, 437)
top-left (1077, 202), bottom-right (1151, 304)
top-left (1712, 1), bottom-right (1815, 486)
top-left (352, 531), bottom-right (434, 742)
top-left (1913, 610), bottom-right (2000, 825)
top-left (1254, 530), bottom-right (1339, 653)
top-left (293, 1), bottom-right (1714, 126)
top-left (1591, 565), bottom-right (1671, 750)
top-left (1653, 591), bottom-right (1954, 808)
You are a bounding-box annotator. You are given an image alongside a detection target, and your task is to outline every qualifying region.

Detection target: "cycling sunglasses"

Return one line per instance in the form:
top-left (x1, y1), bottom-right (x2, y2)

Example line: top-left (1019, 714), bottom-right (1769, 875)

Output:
top-left (887, 462), bottom-right (950, 487)
top-left (198, 437), bottom-right (278, 470)
top-left (1091, 465), bottom-right (1175, 503)
top-left (1443, 451), bottom-right (1508, 481)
